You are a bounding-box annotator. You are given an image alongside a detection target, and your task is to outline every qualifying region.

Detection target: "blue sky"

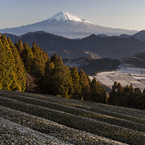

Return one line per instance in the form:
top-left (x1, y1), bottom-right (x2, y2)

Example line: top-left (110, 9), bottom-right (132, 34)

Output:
top-left (0, 0), bottom-right (145, 30)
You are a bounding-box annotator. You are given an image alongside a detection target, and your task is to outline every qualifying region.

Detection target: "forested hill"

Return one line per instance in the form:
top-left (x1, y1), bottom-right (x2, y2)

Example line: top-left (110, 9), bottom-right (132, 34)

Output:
top-left (1, 34), bottom-right (145, 112)
top-left (0, 34), bottom-right (107, 103)
top-left (124, 52), bottom-right (145, 68)
top-left (4, 31), bottom-right (145, 59)
top-left (0, 34), bottom-right (26, 91)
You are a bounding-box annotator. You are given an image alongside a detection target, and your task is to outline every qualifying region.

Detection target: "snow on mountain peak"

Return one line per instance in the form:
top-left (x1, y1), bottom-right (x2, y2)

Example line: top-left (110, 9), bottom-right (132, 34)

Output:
top-left (48, 11), bottom-right (89, 23)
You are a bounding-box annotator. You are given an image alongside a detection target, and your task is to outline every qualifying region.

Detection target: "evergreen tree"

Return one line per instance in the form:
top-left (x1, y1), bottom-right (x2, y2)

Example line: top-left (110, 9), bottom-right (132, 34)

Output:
top-left (16, 39), bottom-right (24, 56)
top-left (51, 53), bottom-right (58, 65)
top-left (1, 34), bottom-right (9, 46)
top-left (42, 60), bottom-right (54, 93)
top-left (116, 83), bottom-right (124, 106)
top-left (22, 43), bottom-right (33, 70)
top-left (32, 41), bottom-right (37, 48)
top-left (31, 43), bottom-right (48, 77)
top-left (142, 89), bottom-right (145, 109)
top-left (7, 38), bottom-right (26, 91)
top-left (109, 81), bottom-right (118, 105)
top-left (133, 88), bottom-right (142, 108)
top-left (122, 85), bottom-right (130, 107)
top-left (50, 65), bottom-right (74, 98)
top-left (0, 35), bottom-right (26, 91)
top-left (86, 74), bottom-right (91, 84)
top-left (71, 66), bottom-right (81, 99)
top-left (127, 84), bottom-right (134, 107)
top-left (90, 77), bottom-right (106, 103)
top-left (79, 69), bottom-right (90, 100)
top-left (45, 58), bottom-right (53, 77)
top-left (57, 56), bottom-right (63, 66)
top-left (14, 41), bottom-right (18, 48)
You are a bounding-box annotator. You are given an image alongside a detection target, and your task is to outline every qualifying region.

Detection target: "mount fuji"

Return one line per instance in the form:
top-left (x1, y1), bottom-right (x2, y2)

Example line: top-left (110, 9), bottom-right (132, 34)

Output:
top-left (0, 11), bottom-right (137, 38)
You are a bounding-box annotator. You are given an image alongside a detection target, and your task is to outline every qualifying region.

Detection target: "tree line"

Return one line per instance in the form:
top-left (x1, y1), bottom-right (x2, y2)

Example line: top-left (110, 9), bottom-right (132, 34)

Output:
top-left (0, 34), bottom-right (106, 103)
top-left (1, 34), bottom-right (145, 110)
top-left (0, 34), bottom-right (26, 91)
top-left (109, 81), bottom-right (145, 109)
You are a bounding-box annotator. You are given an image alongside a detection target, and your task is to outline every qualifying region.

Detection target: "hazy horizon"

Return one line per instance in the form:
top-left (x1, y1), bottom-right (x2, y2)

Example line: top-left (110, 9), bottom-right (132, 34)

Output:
top-left (1, 0), bottom-right (145, 31)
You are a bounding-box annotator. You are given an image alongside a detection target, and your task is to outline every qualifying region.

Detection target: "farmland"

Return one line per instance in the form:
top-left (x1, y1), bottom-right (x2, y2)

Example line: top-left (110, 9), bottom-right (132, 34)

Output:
top-left (0, 89), bottom-right (145, 144)
top-left (90, 63), bottom-right (145, 92)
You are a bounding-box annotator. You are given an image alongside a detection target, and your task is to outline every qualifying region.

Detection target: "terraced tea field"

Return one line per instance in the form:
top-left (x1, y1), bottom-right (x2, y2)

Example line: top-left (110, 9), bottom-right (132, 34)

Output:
top-left (0, 90), bottom-right (145, 145)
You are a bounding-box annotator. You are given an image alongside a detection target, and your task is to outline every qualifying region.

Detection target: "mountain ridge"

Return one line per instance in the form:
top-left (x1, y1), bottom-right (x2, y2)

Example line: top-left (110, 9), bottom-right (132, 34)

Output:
top-left (4, 31), bottom-right (145, 59)
top-left (0, 11), bottom-right (137, 38)
top-left (133, 30), bottom-right (145, 41)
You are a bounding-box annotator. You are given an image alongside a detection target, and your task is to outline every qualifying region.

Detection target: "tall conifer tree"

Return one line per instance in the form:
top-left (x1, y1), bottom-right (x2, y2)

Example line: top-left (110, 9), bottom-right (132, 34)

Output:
top-left (71, 67), bottom-right (81, 99)
top-left (116, 83), bottom-right (124, 106)
top-left (133, 88), bottom-right (142, 108)
top-left (22, 43), bottom-right (33, 70)
top-left (42, 60), bottom-right (54, 93)
top-left (51, 53), bottom-right (58, 65)
top-left (79, 69), bottom-right (90, 100)
top-left (16, 39), bottom-right (24, 56)
top-left (127, 84), bottom-right (134, 107)
top-left (142, 89), bottom-right (145, 109)
top-left (7, 38), bottom-right (26, 91)
top-left (50, 65), bottom-right (74, 98)
top-left (86, 74), bottom-right (91, 84)
top-left (109, 81), bottom-right (118, 105)
top-left (31, 42), bottom-right (48, 76)
top-left (0, 35), bottom-right (16, 90)
top-left (90, 77), bottom-right (106, 103)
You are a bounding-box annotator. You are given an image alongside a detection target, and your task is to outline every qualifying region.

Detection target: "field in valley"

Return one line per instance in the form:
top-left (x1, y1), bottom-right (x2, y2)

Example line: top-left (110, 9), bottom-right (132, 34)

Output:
top-left (90, 63), bottom-right (145, 92)
top-left (0, 89), bottom-right (145, 144)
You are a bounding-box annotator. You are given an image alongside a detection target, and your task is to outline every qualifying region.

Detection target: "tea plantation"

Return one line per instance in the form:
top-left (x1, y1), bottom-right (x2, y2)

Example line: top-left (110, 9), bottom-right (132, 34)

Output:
top-left (0, 89), bottom-right (145, 145)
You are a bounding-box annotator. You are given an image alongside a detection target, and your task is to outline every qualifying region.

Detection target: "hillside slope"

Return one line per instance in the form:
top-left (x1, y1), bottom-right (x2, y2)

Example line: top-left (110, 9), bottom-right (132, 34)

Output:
top-left (123, 53), bottom-right (145, 68)
top-left (5, 31), bottom-right (145, 59)
top-left (63, 57), bottom-right (121, 75)
top-left (0, 89), bottom-right (145, 144)
top-left (133, 30), bottom-right (145, 41)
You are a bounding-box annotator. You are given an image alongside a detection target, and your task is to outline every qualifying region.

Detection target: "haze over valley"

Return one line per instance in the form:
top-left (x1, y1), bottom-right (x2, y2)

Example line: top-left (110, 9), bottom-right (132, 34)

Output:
top-left (1, 1), bottom-right (145, 144)
top-left (2, 9), bottom-right (145, 91)
top-left (4, 30), bottom-right (145, 60)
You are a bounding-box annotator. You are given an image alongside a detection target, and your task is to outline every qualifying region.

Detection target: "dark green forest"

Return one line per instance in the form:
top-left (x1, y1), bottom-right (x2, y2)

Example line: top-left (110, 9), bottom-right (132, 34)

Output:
top-left (0, 34), bottom-right (145, 110)
top-left (0, 34), bottom-right (106, 103)
top-left (0, 34), bottom-right (26, 91)
top-left (109, 81), bottom-right (145, 109)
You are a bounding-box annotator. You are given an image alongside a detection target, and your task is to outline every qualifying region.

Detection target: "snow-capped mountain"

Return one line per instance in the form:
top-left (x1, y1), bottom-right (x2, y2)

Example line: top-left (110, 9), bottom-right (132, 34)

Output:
top-left (48, 11), bottom-right (83, 22)
top-left (0, 11), bottom-right (137, 38)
